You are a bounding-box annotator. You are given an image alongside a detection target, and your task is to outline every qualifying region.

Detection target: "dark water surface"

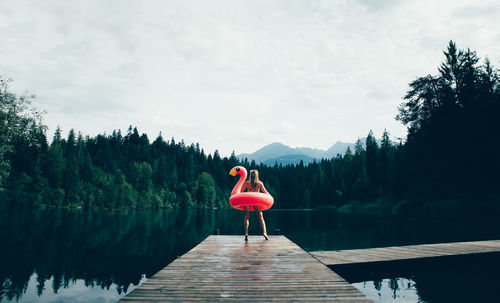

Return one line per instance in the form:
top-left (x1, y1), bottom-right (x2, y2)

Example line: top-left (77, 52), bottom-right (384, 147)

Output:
top-left (337, 252), bottom-right (500, 303)
top-left (1, 208), bottom-right (499, 302)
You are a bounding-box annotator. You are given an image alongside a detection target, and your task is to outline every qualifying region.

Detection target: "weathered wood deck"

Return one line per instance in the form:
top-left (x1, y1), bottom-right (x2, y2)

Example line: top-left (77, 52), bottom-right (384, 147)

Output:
top-left (310, 239), bottom-right (500, 265)
top-left (120, 235), bottom-right (372, 302)
top-left (121, 237), bottom-right (500, 302)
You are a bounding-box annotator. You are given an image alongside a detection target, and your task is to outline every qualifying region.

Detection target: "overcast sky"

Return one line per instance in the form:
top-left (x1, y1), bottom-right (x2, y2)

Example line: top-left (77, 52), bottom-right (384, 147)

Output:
top-left (1, 0), bottom-right (499, 156)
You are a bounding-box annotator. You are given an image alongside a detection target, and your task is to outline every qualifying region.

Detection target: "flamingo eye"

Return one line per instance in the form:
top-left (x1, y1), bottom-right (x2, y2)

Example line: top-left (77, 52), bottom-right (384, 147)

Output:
top-left (236, 168), bottom-right (240, 172)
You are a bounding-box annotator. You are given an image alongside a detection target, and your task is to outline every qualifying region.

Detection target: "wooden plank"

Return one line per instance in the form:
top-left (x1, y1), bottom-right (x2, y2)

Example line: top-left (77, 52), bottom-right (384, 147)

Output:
top-left (121, 236), bottom-right (372, 302)
top-left (311, 240), bottom-right (500, 265)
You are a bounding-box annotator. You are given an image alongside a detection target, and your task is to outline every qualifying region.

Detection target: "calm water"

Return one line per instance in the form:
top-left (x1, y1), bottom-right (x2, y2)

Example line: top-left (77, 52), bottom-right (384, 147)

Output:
top-left (338, 252), bottom-right (500, 303)
top-left (1, 208), bottom-right (499, 302)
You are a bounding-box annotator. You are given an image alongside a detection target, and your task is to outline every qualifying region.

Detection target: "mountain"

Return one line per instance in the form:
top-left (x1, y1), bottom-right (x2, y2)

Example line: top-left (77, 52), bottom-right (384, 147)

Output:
top-left (295, 147), bottom-right (327, 159)
top-left (262, 154), bottom-right (317, 166)
top-left (324, 141), bottom-right (356, 158)
top-left (237, 142), bottom-right (298, 164)
top-left (237, 141), bottom-right (355, 165)
top-left (237, 138), bottom-right (392, 166)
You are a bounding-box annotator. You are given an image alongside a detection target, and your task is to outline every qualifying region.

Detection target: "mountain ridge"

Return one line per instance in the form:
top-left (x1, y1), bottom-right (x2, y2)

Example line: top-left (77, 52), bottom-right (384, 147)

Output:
top-left (237, 138), bottom-right (392, 166)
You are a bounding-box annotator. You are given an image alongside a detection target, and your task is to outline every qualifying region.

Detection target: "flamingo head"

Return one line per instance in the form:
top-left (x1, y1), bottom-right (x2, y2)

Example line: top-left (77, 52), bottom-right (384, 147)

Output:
top-left (229, 166), bottom-right (247, 177)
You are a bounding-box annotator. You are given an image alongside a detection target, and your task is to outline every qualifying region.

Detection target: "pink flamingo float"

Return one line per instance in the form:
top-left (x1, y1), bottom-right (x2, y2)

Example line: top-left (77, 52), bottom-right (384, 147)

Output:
top-left (228, 166), bottom-right (274, 211)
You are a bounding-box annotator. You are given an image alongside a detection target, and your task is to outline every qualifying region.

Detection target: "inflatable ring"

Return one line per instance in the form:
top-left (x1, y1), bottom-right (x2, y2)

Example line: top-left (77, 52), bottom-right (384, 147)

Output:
top-left (228, 166), bottom-right (274, 211)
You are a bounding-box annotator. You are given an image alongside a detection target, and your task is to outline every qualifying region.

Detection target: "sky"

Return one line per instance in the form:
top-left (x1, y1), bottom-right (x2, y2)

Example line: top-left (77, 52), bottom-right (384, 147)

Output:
top-left (1, 0), bottom-right (499, 156)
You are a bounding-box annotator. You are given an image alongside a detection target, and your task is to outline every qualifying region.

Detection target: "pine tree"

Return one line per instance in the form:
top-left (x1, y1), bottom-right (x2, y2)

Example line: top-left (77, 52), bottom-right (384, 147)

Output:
top-left (196, 172), bottom-right (217, 209)
top-left (378, 129), bottom-right (392, 193)
top-left (365, 130), bottom-right (378, 187)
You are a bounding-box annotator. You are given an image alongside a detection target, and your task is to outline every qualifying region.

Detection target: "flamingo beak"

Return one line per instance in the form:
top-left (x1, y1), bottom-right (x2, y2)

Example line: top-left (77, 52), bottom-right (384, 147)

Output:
top-left (229, 168), bottom-right (237, 176)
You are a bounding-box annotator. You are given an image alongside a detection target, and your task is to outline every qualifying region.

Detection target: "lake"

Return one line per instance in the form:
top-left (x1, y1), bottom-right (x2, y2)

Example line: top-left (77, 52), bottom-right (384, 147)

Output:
top-left (1, 208), bottom-right (499, 302)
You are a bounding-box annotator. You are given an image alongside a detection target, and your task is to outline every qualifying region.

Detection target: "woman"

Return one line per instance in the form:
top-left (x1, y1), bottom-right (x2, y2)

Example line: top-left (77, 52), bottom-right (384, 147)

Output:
top-left (241, 170), bottom-right (270, 241)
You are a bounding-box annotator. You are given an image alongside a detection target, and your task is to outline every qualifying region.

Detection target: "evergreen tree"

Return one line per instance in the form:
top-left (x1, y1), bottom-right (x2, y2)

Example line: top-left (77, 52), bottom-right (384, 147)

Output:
top-left (397, 40), bottom-right (500, 200)
top-left (196, 172), bottom-right (217, 209)
top-left (378, 129), bottom-right (392, 193)
top-left (365, 130), bottom-right (378, 187)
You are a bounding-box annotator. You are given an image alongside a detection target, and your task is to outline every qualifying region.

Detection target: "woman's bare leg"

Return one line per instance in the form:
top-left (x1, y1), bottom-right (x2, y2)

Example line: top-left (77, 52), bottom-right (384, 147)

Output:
top-left (255, 207), bottom-right (269, 240)
top-left (244, 206), bottom-right (250, 241)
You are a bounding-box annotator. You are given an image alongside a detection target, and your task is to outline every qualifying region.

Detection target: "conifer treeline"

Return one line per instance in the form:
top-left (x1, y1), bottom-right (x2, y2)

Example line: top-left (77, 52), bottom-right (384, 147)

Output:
top-left (0, 122), bottom-right (401, 209)
top-left (5, 124), bottom-right (243, 209)
top-left (1, 41), bottom-right (499, 211)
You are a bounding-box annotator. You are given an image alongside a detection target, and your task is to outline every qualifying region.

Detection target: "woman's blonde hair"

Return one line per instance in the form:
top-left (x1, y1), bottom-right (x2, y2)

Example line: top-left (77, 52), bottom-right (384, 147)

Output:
top-left (249, 170), bottom-right (260, 188)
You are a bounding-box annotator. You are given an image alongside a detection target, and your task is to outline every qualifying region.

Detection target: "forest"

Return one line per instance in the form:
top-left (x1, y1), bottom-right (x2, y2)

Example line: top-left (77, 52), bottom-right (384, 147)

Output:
top-left (1, 41), bottom-right (499, 213)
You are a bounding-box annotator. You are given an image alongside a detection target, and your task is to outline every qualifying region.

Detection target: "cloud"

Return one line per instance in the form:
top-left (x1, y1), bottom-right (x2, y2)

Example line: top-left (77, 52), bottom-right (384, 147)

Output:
top-left (1, 0), bottom-right (499, 155)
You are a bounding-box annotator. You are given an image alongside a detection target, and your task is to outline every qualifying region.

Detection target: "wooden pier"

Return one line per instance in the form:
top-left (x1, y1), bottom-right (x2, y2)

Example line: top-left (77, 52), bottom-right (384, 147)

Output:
top-left (120, 236), bottom-right (372, 302)
top-left (310, 239), bottom-right (500, 266)
top-left (121, 237), bottom-right (500, 302)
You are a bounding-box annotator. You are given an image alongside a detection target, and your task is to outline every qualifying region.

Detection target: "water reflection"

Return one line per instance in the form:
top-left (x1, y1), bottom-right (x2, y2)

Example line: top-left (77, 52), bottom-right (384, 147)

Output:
top-left (340, 253), bottom-right (500, 303)
top-left (2, 273), bottom-right (145, 303)
top-left (1, 208), bottom-right (499, 302)
top-left (0, 209), bottom-right (225, 302)
top-left (353, 278), bottom-right (420, 303)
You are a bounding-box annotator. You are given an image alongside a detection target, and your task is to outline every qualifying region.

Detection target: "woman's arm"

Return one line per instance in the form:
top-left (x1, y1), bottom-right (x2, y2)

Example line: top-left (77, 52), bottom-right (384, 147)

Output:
top-left (241, 181), bottom-right (248, 192)
top-left (259, 181), bottom-right (269, 194)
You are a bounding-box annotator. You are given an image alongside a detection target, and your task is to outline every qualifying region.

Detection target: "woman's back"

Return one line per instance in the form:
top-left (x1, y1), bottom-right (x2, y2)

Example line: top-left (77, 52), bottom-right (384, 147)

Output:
top-left (244, 181), bottom-right (262, 192)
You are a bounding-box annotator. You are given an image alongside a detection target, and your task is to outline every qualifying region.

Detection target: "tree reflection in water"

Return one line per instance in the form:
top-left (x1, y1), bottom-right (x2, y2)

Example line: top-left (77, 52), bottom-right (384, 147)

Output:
top-left (342, 253), bottom-right (500, 303)
top-left (0, 208), bottom-right (228, 301)
top-left (1, 208), bottom-right (500, 302)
